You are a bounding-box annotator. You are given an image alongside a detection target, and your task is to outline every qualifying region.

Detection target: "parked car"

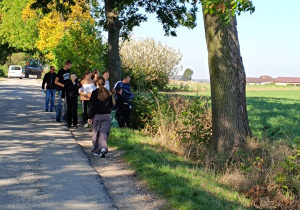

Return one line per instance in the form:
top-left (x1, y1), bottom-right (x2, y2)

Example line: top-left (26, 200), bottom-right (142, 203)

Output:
top-left (8, 65), bottom-right (23, 79)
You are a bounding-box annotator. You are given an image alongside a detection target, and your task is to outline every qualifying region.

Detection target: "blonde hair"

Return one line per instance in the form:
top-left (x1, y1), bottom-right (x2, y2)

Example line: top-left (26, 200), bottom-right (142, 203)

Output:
top-left (97, 77), bottom-right (111, 101)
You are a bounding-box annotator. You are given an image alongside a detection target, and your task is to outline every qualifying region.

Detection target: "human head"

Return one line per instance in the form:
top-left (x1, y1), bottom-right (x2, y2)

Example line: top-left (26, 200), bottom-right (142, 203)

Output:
top-left (50, 66), bottom-right (55, 73)
top-left (70, 72), bottom-right (76, 82)
top-left (64, 60), bottom-right (72, 70)
top-left (116, 87), bottom-right (122, 95)
top-left (83, 71), bottom-right (91, 80)
top-left (92, 69), bottom-right (100, 81)
top-left (122, 76), bottom-right (130, 84)
top-left (102, 70), bottom-right (109, 81)
top-left (96, 77), bottom-right (105, 87)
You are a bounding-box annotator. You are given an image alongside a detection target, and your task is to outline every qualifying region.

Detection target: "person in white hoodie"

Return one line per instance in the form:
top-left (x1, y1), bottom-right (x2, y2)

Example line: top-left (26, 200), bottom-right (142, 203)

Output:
top-left (79, 71), bottom-right (96, 128)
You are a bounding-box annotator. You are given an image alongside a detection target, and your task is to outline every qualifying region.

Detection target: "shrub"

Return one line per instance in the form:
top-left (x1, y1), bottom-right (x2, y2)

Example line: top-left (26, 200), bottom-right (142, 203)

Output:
top-left (120, 37), bottom-right (182, 91)
top-left (131, 92), bottom-right (212, 159)
top-left (0, 65), bottom-right (8, 77)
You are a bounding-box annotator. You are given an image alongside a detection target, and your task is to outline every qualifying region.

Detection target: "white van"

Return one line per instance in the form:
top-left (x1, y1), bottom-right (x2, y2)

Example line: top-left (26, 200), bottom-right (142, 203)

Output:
top-left (8, 65), bottom-right (23, 79)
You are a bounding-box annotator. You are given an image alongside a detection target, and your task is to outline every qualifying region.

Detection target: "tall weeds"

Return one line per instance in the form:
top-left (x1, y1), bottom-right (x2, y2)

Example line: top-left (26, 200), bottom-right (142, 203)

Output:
top-left (131, 91), bottom-right (300, 209)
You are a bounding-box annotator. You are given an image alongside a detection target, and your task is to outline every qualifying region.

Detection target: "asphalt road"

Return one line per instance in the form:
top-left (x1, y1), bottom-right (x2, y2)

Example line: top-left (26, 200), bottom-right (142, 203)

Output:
top-left (0, 78), bottom-right (116, 209)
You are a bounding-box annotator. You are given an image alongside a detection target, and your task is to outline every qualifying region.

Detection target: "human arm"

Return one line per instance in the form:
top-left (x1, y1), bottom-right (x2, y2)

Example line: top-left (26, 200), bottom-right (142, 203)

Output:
top-left (42, 73), bottom-right (47, 90)
top-left (87, 90), bottom-right (97, 120)
top-left (55, 75), bottom-right (64, 88)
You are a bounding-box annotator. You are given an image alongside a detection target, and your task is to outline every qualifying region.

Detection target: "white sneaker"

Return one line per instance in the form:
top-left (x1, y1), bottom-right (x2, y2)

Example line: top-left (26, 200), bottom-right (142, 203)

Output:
top-left (84, 123), bottom-right (89, 128)
top-left (100, 148), bottom-right (106, 158)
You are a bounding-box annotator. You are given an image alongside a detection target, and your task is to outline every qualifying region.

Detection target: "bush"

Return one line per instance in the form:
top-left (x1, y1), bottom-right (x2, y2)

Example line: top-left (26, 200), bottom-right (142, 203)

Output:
top-left (131, 91), bottom-right (212, 159)
top-left (120, 37), bottom-right (182, 91)
top-left (0, 65), bottom-right (8, 77)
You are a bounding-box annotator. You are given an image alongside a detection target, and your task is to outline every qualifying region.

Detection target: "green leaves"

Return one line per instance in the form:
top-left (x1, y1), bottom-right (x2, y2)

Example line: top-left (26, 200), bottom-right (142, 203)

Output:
top-left (201, 0), bottom-right (255, 24)
top-left (53, 20), bottom-right (106, 78)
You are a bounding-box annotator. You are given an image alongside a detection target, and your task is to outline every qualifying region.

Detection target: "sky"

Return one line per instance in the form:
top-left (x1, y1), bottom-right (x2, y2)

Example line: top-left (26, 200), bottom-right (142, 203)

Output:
top-left (129, 0), bottom-right (300, 80)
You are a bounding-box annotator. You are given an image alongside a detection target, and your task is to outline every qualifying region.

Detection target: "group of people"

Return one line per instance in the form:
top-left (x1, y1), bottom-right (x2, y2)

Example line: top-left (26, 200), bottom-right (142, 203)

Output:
top-left (42, 60), bottom-right (134, 157)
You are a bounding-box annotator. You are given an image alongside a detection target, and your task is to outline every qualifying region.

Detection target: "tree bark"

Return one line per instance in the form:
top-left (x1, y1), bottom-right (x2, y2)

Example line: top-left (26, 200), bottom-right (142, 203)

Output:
top-left (105, 0), bottom-right (122, 90)
top-left (202, 11), bottom-right (252, 154)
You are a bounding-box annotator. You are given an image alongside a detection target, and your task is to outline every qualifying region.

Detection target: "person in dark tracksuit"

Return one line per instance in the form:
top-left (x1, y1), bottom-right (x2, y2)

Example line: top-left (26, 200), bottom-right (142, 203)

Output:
top-left (115, 87), bottom-right (132, 128)
top-left (65, 73), bottom-right (81, 128)
top-left (88, 77), bottom-right (113, 157)
top-left (42, 66), bottom-right (56, 112)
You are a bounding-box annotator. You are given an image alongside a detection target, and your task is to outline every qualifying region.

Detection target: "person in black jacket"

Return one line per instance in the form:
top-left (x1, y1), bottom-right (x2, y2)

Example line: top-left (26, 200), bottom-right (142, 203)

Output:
top-left (42, 66), bottom-right (57, 112)
top-left (65, 72), bottom-right (81, 128)
top-left (115, 87), bottom-right (132, 128)
top-left (88, 77), bottom-right (113, 157)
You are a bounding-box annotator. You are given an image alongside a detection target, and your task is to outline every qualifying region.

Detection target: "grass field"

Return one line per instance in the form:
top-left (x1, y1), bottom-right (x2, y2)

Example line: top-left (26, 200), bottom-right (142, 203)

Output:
top-left (107, 83), bottom-right (299, 209)
top-left (166, 82), bottom-right (300, 143)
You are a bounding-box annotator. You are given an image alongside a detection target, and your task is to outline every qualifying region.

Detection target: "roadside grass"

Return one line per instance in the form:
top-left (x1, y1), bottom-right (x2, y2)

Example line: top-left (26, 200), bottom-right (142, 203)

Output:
top-left (109, 84), bottom-right (299, 209)
top-left (109, 127), bottom-right (252, 210)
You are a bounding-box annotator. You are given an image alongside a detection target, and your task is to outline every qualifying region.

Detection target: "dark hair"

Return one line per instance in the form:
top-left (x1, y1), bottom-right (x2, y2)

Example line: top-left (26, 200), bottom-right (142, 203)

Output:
top-left (97, 77), bottom-right (111, 101)
top-left (116, 87), bottom-right (122, 92)
top-left (84, 71), bottom-right (91, 76)
top-left (123, 75), bottom-right (130, 80)
top-left (65, 60), bottom-right (72, 65)
top-left (50, 66), bottom-right (55, 70)
top-left (91, 69), bottom-right (99, 80)
top-left (102, 70), bottom-right (109, 75)
top-left (70, 72), bottom-right (76, 75)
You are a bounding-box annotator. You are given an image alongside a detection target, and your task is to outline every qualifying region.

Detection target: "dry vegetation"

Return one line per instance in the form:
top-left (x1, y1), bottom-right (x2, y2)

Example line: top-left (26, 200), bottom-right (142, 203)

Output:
top-left (132, 88), bottom-right (300, 209)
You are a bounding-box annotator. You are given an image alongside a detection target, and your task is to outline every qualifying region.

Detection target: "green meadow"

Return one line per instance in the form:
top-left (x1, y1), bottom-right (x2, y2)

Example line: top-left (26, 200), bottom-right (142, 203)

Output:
top-left (166, 83), bottom-right (300, 143)
top-left (108, 83), bottom-right (300, 209)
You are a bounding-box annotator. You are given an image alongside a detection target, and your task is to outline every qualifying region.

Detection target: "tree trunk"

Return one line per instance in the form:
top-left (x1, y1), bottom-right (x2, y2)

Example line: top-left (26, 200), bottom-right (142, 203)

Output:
top-left (202, 11), bottom-right (252, 154)
top-left (105, 0), bottom-right (122, 90)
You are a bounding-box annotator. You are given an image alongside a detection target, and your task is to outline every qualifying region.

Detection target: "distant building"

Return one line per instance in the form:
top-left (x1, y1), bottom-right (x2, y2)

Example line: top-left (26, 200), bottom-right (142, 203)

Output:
top-left (275, 77), bottom-right (300, 86)
top-left (246, 75), bottom-right (275, 85)
top-left (169, 75), bottom-right (187, 81)
top-left (192, 79), bottom-right (210, 83)
top-left (246, 75), bottom-right (300, 86)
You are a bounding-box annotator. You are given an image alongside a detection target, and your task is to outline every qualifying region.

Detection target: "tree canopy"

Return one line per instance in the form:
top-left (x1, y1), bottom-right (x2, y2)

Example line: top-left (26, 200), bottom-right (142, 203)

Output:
top-left (183, 68), bottom-right (193, 81)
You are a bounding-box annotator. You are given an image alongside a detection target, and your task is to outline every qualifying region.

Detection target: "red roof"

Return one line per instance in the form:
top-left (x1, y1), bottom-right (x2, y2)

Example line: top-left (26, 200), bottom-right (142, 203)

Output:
top-left (275, 77), bottom-right (300, 83)
top-left (246, 77), bottom-right (275, 83)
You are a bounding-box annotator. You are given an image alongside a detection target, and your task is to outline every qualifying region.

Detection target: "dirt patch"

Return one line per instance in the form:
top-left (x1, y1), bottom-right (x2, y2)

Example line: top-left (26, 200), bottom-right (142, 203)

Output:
top-left (69, 125), bottom-right (167, 210)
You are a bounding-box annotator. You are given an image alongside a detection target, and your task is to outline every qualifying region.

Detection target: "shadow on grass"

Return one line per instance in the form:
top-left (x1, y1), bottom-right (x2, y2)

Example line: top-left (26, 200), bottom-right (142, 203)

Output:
top-left (109, 128), bottom-right (252, 210)
top-left (247, 97), bottom-right (300, 142)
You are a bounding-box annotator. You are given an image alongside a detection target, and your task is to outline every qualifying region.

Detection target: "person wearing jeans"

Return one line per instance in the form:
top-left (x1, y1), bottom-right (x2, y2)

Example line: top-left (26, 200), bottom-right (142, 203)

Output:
top-left (45, 89), bottom-right (56, 111)
top-left (42, 66), bottom-right (56, 112)
top-left (55, 60), bottom-right (72, 122)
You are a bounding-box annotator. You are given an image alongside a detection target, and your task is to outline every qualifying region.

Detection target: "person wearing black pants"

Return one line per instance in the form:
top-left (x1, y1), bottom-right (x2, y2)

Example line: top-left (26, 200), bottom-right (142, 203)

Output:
top-left (65, 73), bottom-right (81, 127)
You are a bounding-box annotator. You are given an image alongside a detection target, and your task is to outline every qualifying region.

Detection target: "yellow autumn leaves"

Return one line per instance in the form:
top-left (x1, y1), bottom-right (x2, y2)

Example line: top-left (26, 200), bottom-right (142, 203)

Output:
top-left (22, 0), bottom-right (94, 60)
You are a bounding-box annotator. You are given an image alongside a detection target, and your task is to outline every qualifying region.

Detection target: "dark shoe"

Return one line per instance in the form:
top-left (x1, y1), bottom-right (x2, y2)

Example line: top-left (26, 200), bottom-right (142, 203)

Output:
top-left (50, 109), bottom-right (53, 112)
top-left (73, 124), bottom-right (78, 127)
top-left (56, 119), bottom-right (61, 122)
top-left (45, 109), bottom-right (48, 112)
top-left (67, 124), bottom-right (71, 128)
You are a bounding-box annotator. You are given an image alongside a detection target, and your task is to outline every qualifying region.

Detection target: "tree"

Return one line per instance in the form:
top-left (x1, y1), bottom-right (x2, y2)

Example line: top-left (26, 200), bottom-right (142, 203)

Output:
top-left (53, 20), bottom-right (107, 78)
top-left (23, 0), bottom-right (94, 60)
top-left (120, 37), bottom-right (182, 90)
top-left (0, 0), bottom-right (39, 52)
top-left (183, 68), bottom-right (193, 81)
top-left (23, 0), bottom-right (197, 89)
top-left (199, 0), bottom-right (254, 154)
top-left (94, 0), bottom-right (197, 90)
